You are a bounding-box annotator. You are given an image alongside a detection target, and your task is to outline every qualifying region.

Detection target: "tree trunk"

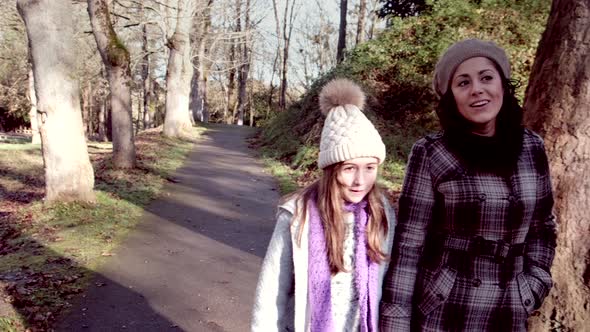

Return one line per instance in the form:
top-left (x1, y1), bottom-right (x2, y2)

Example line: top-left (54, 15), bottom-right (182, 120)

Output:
top-left (141, 2), bottom-right (151, 131)
top-left (356, 0), bottom-right (367, 45)
top-left (523, 0), bottom-right (590, 331)
top-left (82, 81), bottom-right (91, 136)
top-left (27, 68), bottom-right (41, 144)
top-left (270, 0), bottom-right (282, 111)
top-left (236, 0), bottom-right (250, 126)
top-left (88, 0), bottom-right (136, 168)
top-left (248, 71), bottom-right (254, 127)
top-left (278, 0), bottom-right (289, 111)
top-left (279, 0), bottom-right (296, 111)
top-left (337, 0), bottom-right (347, 63)
top-left (17, 0), bottom-right (95, 203)
top-left (368, 0), bottom-right (379, 40)
top-left (163, 0), bottom-right (195, 137)
top-left (98, 96), bottom-right (107, 141)
top-left (227, 45), bottom-right (237, 122)
top-left (190, 0), bottom-right (213, 124)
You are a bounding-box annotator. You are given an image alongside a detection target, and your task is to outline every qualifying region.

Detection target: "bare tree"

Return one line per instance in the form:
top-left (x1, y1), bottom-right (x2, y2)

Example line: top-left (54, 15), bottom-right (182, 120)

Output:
top-left (88, 0), bottom-right (136, 168)
top-left (228, 0), bottom-right (242, 123)
top-left (367, 0), bottom-right (380, 40)
top-left (163, 0), bottom-right (196, 137)
top-left (17, 0), bottom-right (95, 203)
top-left (190, 0), bottom-right (214, 123)
top-left (272, 0), bottom-right (297, 111)
top-left (82, 81), bottom-right (91, 136)
top-left (236, 0), bottom-right (251, 125)
top-left (523, 0), bottom-right (590, 331)
top-left (356, 0), bottom-right (367, 45)
top-left (140, 1), bottom-right (153, 130)
top-left (336, 0), bottom-right (347, 63)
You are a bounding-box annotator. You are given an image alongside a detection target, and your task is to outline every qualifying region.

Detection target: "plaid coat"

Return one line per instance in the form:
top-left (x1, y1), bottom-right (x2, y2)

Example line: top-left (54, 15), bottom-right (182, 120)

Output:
top-left (379, 129), bottom-right (556, 332)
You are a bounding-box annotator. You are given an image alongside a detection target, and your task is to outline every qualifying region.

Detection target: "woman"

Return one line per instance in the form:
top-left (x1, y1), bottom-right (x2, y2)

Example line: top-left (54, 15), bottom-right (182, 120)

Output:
top-left (379, 39), bottom-right (557, 331)
top-left (252, 78), bottom-right (396, 331)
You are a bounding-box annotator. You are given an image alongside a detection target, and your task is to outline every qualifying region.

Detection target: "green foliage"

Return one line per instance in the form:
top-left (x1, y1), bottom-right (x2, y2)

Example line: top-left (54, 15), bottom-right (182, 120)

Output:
top-left (0, 6), bottom-right (29, 129)
top-left (258, 0), bottom-right (550, 192)
top-left (0, 317), bottom-right (18, 332)
top-left (261, 157), bottom-right (303, 195)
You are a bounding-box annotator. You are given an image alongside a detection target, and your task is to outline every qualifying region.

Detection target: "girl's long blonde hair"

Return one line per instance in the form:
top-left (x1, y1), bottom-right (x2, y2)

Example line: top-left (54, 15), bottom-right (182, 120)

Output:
top-left (284, 162), bottom-right (389, 275)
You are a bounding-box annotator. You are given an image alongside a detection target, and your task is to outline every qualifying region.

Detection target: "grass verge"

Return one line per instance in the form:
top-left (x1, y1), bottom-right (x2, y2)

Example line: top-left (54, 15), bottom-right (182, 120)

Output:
top-left (0, 127), bottom-right (204, 331)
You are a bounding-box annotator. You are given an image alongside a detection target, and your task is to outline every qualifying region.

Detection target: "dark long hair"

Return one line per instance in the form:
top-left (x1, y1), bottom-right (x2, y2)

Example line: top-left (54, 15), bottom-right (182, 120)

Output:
top-left (436, 70), bottom-right (524, 172)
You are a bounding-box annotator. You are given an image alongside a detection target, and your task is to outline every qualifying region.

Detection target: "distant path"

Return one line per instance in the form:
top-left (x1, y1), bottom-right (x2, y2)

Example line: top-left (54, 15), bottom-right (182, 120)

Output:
top-left (58, 124), bottom-right (280, 331)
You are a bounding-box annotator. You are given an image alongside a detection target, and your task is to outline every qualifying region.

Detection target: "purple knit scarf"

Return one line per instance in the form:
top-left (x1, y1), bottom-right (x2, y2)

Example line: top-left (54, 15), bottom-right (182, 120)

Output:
top-left (308, 197), bottom-right (379, 332)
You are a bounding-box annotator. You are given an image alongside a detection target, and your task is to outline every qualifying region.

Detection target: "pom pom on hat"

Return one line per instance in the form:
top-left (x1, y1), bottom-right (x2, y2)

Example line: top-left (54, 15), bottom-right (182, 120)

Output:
top-left (317, 78), bottom-right (386, 169)
top-left (319, 78), bottom-right (365, 115)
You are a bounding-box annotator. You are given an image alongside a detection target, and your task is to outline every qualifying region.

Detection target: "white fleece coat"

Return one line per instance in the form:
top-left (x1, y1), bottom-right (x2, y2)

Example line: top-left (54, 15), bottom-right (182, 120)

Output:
top-left (251, 196), bottom-right (397, 331)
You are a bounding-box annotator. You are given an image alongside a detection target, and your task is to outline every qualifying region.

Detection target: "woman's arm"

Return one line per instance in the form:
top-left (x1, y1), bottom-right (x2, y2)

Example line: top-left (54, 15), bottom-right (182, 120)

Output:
top-left (380, 141), bottom-right (436, 332)
top-left (251, 208), bottom-right (295, 331)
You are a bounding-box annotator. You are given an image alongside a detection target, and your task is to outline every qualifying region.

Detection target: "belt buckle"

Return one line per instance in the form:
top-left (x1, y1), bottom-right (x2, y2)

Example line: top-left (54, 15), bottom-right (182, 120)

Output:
top-left (494, 239), bottom-right (510, 263)
top-left (470, 236), bottom-right (485, 256)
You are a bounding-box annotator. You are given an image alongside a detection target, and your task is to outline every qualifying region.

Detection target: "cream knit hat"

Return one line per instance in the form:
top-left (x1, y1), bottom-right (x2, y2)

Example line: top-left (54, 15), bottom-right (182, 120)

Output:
top-left (433, 38), bottom-right (511, 98)
top-left (317, 79), bottom-right (386, 169)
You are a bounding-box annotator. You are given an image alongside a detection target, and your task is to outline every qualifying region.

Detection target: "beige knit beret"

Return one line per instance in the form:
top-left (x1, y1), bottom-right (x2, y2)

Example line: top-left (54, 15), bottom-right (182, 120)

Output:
top-left (433, 39), bottom-right (511, 98)
top-left (317, 79), bottom-right (386, 169)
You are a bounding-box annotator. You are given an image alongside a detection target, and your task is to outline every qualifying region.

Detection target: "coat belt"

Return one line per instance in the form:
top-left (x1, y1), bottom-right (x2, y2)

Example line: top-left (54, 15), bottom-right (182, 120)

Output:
top-left (441, 234), bottom-right (526, 263)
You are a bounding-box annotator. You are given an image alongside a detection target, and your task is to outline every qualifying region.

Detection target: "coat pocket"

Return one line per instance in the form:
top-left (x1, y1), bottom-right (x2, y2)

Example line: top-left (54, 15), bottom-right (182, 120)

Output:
top-left (380, 302), bottom-right (411, 318)
top-left (416, 267), bottom-right (457, 317)
top-left (379, 302), bottom-right (411, 332)
top-left (516, 272), bottom-right (536, 315)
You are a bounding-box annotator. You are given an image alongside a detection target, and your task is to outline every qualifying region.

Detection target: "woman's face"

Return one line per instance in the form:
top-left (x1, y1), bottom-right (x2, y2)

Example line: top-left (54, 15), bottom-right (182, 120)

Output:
top-left (336, 157), bottom-right (379, 203)
top-left (450, 57), bottom-right (504, 136)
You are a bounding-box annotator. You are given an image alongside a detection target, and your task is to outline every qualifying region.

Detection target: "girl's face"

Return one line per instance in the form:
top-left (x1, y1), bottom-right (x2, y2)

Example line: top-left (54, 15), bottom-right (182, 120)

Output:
top-left (450, 57), bottom-right (504, 136)
top-left (336, 157), bottom-right (379, 203)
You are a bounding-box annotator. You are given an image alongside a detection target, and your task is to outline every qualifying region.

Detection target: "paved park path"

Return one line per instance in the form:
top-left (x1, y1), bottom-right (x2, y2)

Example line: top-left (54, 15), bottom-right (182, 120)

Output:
top-left (58, 124), bottom-right (280, 331)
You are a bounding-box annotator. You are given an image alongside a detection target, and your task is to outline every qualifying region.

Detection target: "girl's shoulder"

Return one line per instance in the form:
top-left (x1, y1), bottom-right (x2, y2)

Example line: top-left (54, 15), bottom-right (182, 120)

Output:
top-left (277, 194), bottom-right (306, 231)
top-left (380, 193), bottom-right (397, 224)
top-left (277, 194), bottom-right (302, 216)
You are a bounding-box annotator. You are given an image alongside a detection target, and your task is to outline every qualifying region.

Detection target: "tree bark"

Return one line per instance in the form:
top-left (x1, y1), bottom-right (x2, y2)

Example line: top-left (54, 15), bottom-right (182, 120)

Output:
top-left (279, 0), bottom-right (296, 111)
top-left (27, 68), bottom-right (41, 144)
top-left (226, 0), bottom-right (239, 124)
top-left (82, 81), bottom-right (91, 136)
top-left (190, 0), bottom-right (213, 124)
top-left (337, 0), bottom-right (347, 63)
top-left (356, 0), bottom-right (367, 45)
top-left (98, 96), bottom-right (107, 142)
top-left (368, 0), bottom-right (379, 40)
top-left (523, 0), bottom-right (590, 331)
top-left (17, 0), bottom-right (95, 203)
top-left (88, 0), bottom-right (136, 168)
top-left (141, 2), bottom-right (152, 130)
top-left (163, 0), bottom-right (195, 137)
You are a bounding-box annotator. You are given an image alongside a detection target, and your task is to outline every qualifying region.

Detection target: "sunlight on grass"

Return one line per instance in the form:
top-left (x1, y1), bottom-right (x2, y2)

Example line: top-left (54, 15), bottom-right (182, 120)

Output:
top-left (0, 143), bottom-right (40, 151)
top-left (21, 191), bottom-right (142, 269)
top-left (262, 157), bottom-right (302, 195)
top-left (0, 127), bottom-right (203, 330)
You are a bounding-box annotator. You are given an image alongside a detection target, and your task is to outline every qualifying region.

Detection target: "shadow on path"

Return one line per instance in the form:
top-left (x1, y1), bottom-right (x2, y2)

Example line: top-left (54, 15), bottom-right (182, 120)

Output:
top-left (57, 124), bottom-right (281, 331)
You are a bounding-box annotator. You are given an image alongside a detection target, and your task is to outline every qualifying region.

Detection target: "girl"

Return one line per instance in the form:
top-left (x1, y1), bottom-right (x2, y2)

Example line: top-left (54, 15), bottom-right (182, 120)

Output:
top-left (379, 39), bottom-right (557, 331)
top-left (252, 78), bottom-right (396, 331)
